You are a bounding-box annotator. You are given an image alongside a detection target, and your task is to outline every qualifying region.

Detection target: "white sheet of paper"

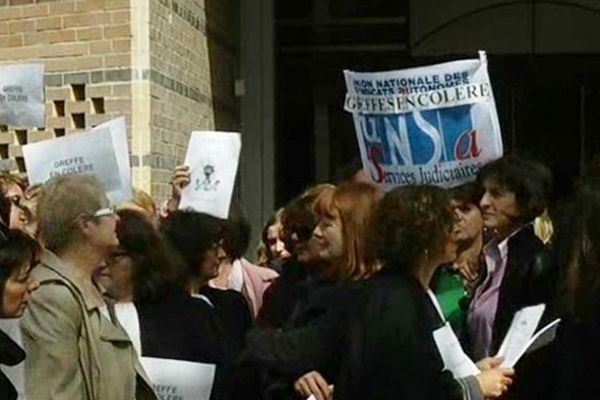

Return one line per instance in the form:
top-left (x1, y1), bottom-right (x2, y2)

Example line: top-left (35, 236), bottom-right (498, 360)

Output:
top-left (141, 357), bottom-right (216, 400)
top-left (91, 117), bottom-right (132, 203)
top-left (307, 386), bottom-right (334, 400)
top-left (0, 319), bottom-right (26, 399)
top-left (22, 124), bottom-right (131, 205)
top-left (496, 304), bottom-right (545, 368)
top-left (0, 64), bottom-right (44, 127)
top-left (498, 318), bottom-right (561, 368)
top-left (179, 131), bottom-right (241, 219)
top-left (525, 318), bottom-right (561, 355)
top-left (433, 322), bottom-right (480, 378)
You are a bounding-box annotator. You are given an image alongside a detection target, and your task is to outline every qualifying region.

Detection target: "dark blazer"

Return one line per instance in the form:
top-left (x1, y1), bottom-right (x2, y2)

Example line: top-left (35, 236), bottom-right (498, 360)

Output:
top-left (335, 269), bottom-right (465, 400)
top-left (136, 289), bottom-right (231, 400)
top-left (0, 329), bottom-right (25, 400)
top-left (257, 260), bottom-right (309, 329)
top-left (477, 226), bottom-right (556, 399)
top-left (240, 275), bottom-right (354, 400)
top-left (491, 225), bottom-right (556, 353)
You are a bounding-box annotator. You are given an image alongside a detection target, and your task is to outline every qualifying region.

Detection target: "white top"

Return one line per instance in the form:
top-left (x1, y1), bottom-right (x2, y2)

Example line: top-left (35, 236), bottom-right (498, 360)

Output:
top-left (0, 319), bottom-right (26, 400)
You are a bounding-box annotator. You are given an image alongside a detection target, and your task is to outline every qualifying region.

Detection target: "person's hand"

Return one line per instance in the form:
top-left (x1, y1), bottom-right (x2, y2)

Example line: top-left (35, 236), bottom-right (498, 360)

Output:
top-left (476, 356), bottom-right (504, 371)
top-left (476, 367), bottom-right (514, 398)
top-left (293, 371), bottom-right (332, 400)
top-left (170, 165), bottom-right (191, 201)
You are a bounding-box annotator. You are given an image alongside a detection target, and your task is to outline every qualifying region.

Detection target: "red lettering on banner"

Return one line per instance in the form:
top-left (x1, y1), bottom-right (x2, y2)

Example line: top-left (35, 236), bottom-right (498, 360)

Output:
top-left (455, 130), bottom-right (482, 160)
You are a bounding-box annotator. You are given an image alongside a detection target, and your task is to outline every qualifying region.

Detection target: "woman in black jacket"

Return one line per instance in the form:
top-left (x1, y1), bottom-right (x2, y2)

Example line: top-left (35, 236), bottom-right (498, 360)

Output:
top-left (98, 209), bottom-right (243, 400)
top-left (467, 155), bottom-right (555, 360)
top-left (335, 185), bottom-right (514, 400)
top-left (0, 229), bottom-right (40, 400)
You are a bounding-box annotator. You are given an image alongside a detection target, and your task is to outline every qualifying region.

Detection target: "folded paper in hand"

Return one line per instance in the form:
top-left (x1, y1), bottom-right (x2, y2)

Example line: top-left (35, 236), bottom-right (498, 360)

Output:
top-left (434, 303), bottom-right (560, 378)
top-left (496, 304), bottom-right (561, 368)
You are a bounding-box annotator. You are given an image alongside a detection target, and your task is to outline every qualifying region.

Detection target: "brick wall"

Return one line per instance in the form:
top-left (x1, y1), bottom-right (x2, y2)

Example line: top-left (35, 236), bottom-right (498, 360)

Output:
top-left (148, 0), bottom-right (214, 199)
top-left (0, 0), bottom-right (133, 176)
top-left (0, 0), bottom-right (240, 203)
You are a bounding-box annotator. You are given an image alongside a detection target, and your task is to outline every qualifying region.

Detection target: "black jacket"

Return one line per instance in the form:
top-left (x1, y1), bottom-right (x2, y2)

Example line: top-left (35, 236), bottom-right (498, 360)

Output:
top-left (241, 275), bottom-right (353, 400)
top-left (335, 269), bottom-right (466, 400)
top-left (136, 289), bottom-right (233, 400)
top-left (0, 329), bottom-right (24, 400)
top-left (468, 226), bottom-right (556, 399)
top-left (257, 260), bottom-right (309, 329)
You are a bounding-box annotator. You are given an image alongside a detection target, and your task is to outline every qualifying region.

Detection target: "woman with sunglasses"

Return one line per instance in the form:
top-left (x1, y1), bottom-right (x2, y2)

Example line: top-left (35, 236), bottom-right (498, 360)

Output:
top-left (0, 229), bottom-right (40, 400)
top-left (257, 184), bottom-right (335, 329)
top-left (242, 182), bottom-right (381, 400)
top-left (20, 175), bottom-right (156, 400)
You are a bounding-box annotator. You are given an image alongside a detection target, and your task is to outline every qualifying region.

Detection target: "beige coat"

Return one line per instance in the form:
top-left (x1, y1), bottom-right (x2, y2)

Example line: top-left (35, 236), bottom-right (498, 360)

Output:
top-left (20, 250), bottom-right (156, 400)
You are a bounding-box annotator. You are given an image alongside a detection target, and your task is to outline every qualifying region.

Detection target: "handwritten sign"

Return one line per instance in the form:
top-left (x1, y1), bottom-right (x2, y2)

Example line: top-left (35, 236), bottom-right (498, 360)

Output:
top-left (22, 117), bottom-right (132, 204)
top-left (140, 357), bottom-right (216, 400)
top-left (0, 64), bottom-right (45, 127)
top-left (179, 131), bottom-right (241, 219)
top-left (344, 51), bottom-right (503, 190)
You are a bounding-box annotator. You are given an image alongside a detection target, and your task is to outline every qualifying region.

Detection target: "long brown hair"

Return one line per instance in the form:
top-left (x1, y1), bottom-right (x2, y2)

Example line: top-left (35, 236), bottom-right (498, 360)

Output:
top-left (319, 182), bottom-right (381, 281)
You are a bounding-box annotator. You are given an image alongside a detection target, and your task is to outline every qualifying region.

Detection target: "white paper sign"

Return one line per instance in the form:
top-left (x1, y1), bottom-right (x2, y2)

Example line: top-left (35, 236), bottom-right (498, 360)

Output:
top-left (0, 64), bottom-right (45, 127)
top-left (433, 322), bottom-right (480, 378)
top-left (179, 131), bottom-right (241, 219)
top-left (91, 117), bottom-right (133, 203)
top-left (141, 357), bottom-right (216, 400)
top-left (22, 118), bottom-right (132, 205)
top-left (496, 304), bottom-right (545, 368)
top-left (344, 51), bottom-right (503, 190)
top-left (496, 303), bottom-right (560, 368)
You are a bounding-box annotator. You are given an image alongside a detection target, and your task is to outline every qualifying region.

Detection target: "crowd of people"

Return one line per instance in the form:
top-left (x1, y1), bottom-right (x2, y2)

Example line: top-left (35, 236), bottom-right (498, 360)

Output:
top-left (0, 152), bottom-right (599, 400)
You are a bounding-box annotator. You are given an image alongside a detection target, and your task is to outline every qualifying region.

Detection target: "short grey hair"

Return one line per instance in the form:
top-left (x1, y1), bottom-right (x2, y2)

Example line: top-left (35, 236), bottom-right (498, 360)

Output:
top-left (37, 175), bottom-right (107, 252)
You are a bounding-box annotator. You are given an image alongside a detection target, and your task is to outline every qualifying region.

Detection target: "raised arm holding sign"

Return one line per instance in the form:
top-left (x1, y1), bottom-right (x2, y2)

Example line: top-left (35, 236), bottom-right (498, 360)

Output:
top-left (179, 131), bottom-right (241, 219)
top-left (22, 117), bottom-right (132, 205)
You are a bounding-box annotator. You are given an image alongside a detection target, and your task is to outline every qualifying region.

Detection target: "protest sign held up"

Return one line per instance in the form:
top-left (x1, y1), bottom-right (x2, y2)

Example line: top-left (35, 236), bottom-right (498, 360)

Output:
top-left (0, 64), bottom-right (45, 128)
top-left (22, 117), bottom-right (133, 205)
top-left (344, 51), bottom-right (503, 190)
top-left (179, 131), bottom-right (242, 219)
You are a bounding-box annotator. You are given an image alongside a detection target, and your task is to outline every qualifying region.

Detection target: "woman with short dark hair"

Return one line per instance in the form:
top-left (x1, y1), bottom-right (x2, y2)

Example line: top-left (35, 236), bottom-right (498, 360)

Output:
top-left (161, 209), bottom-right (252, 400)
top-left (97, 209), bottom-right (227, 399)
top-left (468, 155), bottom-right (555, 361)
top-left (335, 185), bottom-right (514, 400)
top-left (0, 230), bottom-right (39, 400)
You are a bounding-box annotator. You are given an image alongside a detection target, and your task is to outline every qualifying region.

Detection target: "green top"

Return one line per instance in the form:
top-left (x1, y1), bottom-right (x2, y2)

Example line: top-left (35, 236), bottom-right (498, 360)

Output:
top-left (434, 267), bottom-right (468, 335)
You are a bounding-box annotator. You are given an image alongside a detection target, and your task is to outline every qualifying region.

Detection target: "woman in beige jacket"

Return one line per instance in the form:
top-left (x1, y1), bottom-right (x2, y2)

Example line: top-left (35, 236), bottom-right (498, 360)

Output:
top-left (20, 175), bottom-right (156, 400)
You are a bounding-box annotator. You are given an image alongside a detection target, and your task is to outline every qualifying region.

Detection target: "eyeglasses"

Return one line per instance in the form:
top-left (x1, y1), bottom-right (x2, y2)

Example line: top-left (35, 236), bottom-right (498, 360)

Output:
top-left (91, 206), bottom-right (117, 219)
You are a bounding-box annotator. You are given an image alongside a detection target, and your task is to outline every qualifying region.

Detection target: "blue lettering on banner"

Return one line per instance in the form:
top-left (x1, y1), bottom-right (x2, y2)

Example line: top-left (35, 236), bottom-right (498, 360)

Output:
top-left (360, 105), bottom-right (482, 183)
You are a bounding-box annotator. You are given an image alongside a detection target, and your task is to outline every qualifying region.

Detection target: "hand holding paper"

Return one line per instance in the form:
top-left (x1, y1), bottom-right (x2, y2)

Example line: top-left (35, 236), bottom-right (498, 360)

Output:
top-left (179, 131), bottom-right (241, 219)
top-left (496, 304), bottom-right (561, 368)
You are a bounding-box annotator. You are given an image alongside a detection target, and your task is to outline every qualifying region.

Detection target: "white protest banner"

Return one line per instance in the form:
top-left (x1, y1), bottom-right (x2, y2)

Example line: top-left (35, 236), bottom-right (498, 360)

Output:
top-left (22, 118), bottom-right (132, 205)
top-left (344, 51), bottom-right (503, 190)
top-left (140, 357), bottom-right (216, 400)
top-left (0, 64), bottom-right (45, 127)
top-left (179, 131), bottom-right (241, 219)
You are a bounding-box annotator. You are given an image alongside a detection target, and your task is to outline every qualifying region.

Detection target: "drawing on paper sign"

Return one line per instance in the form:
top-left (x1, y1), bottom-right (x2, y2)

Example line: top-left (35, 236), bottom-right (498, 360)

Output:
top-left (195, 164), bottom-right (220, 191)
